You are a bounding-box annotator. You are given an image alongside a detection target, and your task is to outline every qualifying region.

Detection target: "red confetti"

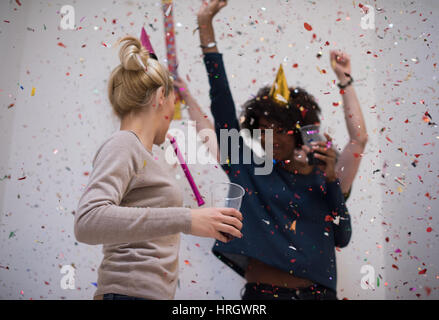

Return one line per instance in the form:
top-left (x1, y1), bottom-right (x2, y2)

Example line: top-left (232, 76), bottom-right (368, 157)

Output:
top-left (292, 63), bottom-right (299, 68)
top-left (392, 264), bottom-right (399, 270)
top-left (325, 215), bottom-right (334, 222)
top-left (304, 22), bottom-right (313, 31)
top-left (58, 42), bottom-right (67, 48)
top-left (425, 287), bottom-right (432, 296)
top-left (426, 227), bottom-right (432, 233)
top-left (418, 269), bottom-right (427, 275)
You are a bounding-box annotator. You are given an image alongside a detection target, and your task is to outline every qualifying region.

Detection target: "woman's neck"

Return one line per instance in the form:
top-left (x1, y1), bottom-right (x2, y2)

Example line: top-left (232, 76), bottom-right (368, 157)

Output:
top-left (120, 110), bottom-right (157, 153)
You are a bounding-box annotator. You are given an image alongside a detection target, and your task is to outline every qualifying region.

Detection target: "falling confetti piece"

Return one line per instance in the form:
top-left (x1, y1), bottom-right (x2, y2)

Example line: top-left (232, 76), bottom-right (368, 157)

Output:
top-left (304, 22), bottom-right (313, 31)
top-left (290, 220), bottom-right (297, 233)
top-left (31, 87), bottom-right (36, 96)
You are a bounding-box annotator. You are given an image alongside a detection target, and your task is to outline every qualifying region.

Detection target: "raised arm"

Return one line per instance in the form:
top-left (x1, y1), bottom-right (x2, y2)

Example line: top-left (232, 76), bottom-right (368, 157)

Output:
top-left (174, 77), bottom-right (220, 162)
top-left (197, 0), bottom-right (244, 167)
top-left (330, 50), bottom-right (368, 195)
top-left (197, 0), bottom-right (227, 55)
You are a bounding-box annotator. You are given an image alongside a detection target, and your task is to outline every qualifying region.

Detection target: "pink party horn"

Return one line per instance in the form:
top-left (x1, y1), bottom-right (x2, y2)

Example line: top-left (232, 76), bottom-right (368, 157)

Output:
top-left (140, 27), bottom-right (158, 60)
top-left (168, 134), bottom-right (205, 207)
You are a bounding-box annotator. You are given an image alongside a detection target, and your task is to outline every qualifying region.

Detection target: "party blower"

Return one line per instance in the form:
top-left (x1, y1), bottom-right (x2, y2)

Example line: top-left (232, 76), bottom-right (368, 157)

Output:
top-left (167, 134), bottom-right (205, 207)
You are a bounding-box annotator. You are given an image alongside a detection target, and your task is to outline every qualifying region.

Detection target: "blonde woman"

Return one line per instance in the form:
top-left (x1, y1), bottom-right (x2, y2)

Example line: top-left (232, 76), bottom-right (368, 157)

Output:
top-left (74, 36), bottom-right (243, 301)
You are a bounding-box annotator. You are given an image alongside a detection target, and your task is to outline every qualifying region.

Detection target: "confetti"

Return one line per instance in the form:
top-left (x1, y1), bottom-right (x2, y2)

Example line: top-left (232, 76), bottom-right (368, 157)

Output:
top-left (304, 22), bottom-right (313, 31)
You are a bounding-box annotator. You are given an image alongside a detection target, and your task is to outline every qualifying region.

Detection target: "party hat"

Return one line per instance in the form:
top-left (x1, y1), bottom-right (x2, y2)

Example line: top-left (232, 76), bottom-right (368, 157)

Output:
top-left (140, 27), bottom-right (158, 60)
top-left (269, 64), bottom-right (290, 106)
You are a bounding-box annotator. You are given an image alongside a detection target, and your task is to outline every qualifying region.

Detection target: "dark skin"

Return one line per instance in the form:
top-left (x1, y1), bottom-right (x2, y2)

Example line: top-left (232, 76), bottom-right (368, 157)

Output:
top-left (259, 117), bottom-right (338, 182)
top-left (198, 0), bottom-right (339, 289)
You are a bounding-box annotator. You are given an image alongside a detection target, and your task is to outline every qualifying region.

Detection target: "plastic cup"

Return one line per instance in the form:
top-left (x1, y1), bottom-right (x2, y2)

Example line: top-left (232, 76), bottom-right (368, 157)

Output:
top-left (211, 182), bottom-right (245, 210)
top-left (210, 182), bottom-right (245, 241)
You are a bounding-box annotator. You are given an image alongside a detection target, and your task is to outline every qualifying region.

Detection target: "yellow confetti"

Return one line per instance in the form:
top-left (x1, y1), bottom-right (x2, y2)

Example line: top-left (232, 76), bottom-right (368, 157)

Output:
top-left (290, 220), bottom-right (297, 233)
top-left (143, 160), bottom-right (147, 168)
top-left (31, 87), bottom-right (36, 96)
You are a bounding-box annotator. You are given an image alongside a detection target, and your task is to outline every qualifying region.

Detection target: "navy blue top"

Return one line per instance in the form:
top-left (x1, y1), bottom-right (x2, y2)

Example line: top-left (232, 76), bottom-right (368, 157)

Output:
top-left (204, 53), bottom-right (352, 291)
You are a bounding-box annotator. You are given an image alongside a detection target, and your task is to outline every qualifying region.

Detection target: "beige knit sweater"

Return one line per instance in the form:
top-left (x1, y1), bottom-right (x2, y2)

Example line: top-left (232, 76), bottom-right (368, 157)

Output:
top-left (75, 130), bottom-right (192, 300)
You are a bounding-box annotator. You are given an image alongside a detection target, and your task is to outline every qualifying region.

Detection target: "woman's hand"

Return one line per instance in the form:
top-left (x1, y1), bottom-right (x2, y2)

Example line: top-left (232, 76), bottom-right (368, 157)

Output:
top-left (303, 133), bottom-right (338, 182)
top-left (197, 0), bottom-right (228, 24)
top-left (190, 207), bottom-right (243, 243)
top-left (330, 50), bottom-right (352, 82)
top-left (173, 77), bottom-right (191, 101)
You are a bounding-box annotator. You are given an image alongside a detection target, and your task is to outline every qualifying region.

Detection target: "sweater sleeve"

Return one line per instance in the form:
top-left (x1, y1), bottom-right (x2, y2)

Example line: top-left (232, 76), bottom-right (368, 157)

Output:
top-left (203, 53), bottom-right (249, 168)
top-left (325, 179), bottom-right (352, 248)
top-left (74, 136), bottom-right (192, 245)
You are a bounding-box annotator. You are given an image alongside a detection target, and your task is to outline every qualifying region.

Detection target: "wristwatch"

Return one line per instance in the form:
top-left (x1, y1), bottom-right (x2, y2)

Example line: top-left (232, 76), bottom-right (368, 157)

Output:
top-left (200, 42), bottom-right (217, 49)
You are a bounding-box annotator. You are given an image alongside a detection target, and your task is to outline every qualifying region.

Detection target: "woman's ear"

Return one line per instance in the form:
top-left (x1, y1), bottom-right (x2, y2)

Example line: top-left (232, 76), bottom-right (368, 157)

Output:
top-left (153, 86), bottom-right (165, 108)
top-left (158, 86), bottom-right (166, 107)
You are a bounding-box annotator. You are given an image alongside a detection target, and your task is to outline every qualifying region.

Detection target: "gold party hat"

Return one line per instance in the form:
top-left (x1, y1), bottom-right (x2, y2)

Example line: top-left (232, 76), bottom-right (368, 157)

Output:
top-left (269, 64), bottom-right (290, 106)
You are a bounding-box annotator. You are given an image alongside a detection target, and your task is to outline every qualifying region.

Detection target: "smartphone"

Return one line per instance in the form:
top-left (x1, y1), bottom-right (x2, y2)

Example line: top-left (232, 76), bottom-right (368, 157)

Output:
top-left (300, 125), bottom-right (326, 166)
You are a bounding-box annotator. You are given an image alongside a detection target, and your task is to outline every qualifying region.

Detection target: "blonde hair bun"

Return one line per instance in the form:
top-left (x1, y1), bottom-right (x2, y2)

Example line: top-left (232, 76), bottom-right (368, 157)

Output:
top-left (118, 36), bottom-right (150, 71)
top-left (108, 35), bottom-right (174, 119)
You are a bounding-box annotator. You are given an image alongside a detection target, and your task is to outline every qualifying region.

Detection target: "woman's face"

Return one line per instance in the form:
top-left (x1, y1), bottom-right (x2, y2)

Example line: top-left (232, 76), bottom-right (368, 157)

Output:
top-left (259, 117), bottom-right (296, 161)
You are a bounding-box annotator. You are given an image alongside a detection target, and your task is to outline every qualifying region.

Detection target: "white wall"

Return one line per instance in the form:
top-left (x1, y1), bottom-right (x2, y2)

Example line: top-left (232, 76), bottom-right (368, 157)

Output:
top-left (0, 0), bottom-right (437, 300)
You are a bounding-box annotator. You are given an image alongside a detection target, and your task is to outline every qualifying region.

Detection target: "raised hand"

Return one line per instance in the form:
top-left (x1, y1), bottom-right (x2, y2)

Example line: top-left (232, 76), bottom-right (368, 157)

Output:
top-left (197, 0), bottom-right (228, 23)
top-left (173, 77), bottom-right (190, 101)
top-left (330, 50), bottom-right (352, 81)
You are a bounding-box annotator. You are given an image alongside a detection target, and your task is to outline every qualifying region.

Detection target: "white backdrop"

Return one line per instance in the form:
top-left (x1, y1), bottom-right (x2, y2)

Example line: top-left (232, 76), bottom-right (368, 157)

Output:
top-left (0, 0), bottom-right (437, 300)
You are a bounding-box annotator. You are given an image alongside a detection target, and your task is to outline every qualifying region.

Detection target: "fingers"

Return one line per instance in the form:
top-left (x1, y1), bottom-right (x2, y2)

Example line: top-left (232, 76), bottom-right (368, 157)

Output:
top-left (218, 223), bottom-right (242, 239)
top-left (294, 148), bottom-right (308, 164)
top-left (311, 145), bottom-right (336, 158)
top-left (218, 207), bottom-right (243, 221)
top-left (218, 0), bottom-right (228, 9)
top-left (222, 215), bottom-right (243, 231)
top-left (313, 152), bottom-right (335, 166)
top-left (215, 231), bottom-right (230, 243)
top-left (323, 132), bottom-right (333, 141)
top-left (301, 145), bottom-right (312, 154)
top-left (330, 50), bottom-right (350, 65)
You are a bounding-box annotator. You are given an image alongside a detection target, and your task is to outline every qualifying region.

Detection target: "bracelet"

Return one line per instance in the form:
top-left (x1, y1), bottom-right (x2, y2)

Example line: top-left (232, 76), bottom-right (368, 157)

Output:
top-left (200, 42), bottom-right (217, 49)
top-left (337, 74), bottom-right (354, 89)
